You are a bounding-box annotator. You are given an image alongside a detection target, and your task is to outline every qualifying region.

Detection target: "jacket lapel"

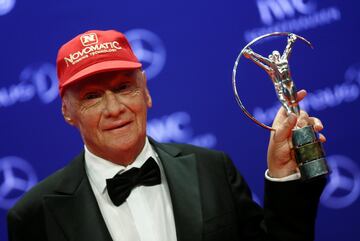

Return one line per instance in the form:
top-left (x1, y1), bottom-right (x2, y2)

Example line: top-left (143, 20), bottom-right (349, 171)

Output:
top-left (152, 141), bottom-right (203, 241)
top-left (42, 141), bottom-right (203, 241)
top-left (43, 153), bottom-right (112, 241)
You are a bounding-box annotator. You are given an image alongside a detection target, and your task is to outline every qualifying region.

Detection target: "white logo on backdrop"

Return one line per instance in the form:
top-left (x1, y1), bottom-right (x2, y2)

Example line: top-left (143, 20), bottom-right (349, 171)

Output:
top-left (0, 0), bottom-right (16, 16)
top-left (147, 111), bottom-right (217, 148)
top-left (244, 0), bottom-right (341, 41)
top-left (253, 63), bottom-right (360, 125)
top-left (125, 29), bottom-right (166, 81)
top-left (0, 156), bottom-right (37, 209)
top-left (0, 63), bottom-right (58, 108)
top-left (321, 155), bottom-right (360, 209)
top-left (257, 0), bottom-right (317, 25)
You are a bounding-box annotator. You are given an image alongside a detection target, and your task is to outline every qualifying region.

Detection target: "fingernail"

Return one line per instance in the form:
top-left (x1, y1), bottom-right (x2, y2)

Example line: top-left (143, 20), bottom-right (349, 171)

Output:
top-left (315, 124), bottom-right (323, 131)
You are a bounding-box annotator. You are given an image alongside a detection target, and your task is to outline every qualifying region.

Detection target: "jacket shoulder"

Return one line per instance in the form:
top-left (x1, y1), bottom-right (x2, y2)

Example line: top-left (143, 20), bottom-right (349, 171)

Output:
top-left (160, 142), bottom-right (226, 158)
top-left (9, 152), bottom-right (84, 216)
top-left (9, 167), bottom-right (66, 215)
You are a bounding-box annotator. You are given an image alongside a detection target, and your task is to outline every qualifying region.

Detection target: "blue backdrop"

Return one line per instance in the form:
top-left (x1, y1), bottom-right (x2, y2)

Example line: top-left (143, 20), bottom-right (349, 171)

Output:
top-left (1, 0), bottom-right (359, 240)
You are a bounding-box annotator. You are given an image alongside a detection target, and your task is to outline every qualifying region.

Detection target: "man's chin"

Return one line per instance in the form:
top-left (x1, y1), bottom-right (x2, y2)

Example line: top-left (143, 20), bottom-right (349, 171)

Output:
top-left (106, 136), bottom-right (145, 152)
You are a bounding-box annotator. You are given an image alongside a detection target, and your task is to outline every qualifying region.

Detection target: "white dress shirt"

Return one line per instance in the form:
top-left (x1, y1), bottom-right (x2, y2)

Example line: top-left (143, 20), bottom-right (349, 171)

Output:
top-left (84, 137), bottom-right (298, 241)
top-left (84, 138), bottom-right (177, 241)
top-left (265, 169), bottom-right (301, 181)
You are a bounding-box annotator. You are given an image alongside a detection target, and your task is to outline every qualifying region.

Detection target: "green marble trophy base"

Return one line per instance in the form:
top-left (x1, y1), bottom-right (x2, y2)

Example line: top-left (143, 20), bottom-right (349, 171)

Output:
top-left (292, 125), bottom-right (329, 181)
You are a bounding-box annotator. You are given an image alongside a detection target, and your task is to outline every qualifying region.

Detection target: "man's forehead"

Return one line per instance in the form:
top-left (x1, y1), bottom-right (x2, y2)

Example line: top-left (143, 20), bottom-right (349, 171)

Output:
top-left (68, 69), bottom-right (141, 92)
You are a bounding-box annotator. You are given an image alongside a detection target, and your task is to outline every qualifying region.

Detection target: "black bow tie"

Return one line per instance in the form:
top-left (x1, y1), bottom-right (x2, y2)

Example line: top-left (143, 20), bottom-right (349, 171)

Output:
top-left (106, 157), bottom-right (161, 206)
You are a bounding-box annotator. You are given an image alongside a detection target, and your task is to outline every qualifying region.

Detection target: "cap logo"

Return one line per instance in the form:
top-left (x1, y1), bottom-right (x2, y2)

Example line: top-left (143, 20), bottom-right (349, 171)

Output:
top-left (80, 33), bottom-right (98, 46)
top-left (63, 40), bottom-right (123, 67)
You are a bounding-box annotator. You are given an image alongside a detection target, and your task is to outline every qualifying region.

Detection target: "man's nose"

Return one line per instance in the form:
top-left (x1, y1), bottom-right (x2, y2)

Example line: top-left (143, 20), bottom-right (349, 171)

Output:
top-left (103, 91), bottom-right (125, 117)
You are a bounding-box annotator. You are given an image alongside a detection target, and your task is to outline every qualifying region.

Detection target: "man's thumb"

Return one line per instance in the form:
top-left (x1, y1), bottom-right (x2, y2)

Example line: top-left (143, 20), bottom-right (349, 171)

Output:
top-left (275, 113), bottom-right (297, 142)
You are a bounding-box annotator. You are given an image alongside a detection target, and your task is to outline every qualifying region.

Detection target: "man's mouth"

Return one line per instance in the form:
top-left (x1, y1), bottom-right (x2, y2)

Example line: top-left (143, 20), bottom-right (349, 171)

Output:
top-left (103, 120), bottom-right (132, 131)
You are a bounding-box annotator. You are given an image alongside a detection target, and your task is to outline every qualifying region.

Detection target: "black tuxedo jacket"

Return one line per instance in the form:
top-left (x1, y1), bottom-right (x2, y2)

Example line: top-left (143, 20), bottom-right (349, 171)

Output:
top-left (7, 140), bottom-right (326, 241)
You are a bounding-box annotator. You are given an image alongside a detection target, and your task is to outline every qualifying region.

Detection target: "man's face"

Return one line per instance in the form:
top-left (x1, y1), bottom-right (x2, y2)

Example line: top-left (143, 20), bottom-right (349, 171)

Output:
top-left (62, 69), bottom-right (152, 164)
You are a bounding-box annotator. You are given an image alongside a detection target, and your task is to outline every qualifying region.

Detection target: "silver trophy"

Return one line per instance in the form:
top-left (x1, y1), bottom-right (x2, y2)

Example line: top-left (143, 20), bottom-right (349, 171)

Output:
top-left (232, 32), bottom-right (329, 180)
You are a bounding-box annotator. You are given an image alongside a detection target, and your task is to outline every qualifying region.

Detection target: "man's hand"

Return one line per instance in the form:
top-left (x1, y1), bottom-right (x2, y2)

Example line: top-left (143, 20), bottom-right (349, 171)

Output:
top-left (267, 90), bottom-right (326, 178)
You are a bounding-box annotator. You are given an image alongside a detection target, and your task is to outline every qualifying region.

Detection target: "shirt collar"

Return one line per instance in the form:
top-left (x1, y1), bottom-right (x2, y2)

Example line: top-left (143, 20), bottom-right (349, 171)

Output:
top-left (84, 137), bottom-right (158, 194)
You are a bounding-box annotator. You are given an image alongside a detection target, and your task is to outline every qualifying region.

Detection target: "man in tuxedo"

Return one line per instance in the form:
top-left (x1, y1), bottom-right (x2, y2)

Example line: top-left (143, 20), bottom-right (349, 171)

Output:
top-left (7, 29), bottom-right (327, 241)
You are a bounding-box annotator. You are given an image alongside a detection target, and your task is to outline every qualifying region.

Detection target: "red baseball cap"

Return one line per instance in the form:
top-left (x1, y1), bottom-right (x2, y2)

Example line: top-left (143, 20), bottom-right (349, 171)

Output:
top-left (56, 29), bottom-right (141, 96)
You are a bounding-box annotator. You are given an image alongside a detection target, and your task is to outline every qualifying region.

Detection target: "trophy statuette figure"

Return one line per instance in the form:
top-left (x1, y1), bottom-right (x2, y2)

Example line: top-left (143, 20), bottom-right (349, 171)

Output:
top-left (232, 32), bottom-right (329, 181)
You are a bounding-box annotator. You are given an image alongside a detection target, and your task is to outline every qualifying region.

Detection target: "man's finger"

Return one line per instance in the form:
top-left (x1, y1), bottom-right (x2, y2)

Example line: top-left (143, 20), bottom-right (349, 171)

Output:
top-left (297, 110), bottom-right (310, 128)
top-left (296, 89), bottom-right (307, 102)
top-left (318, 133), bottom-right (326, 143)
top-left (273, 113), bottom-right (297, 142)
top-left (313, 118), bottom-right (324, 132)
top-left (272, 107), bottom-right (287, 128)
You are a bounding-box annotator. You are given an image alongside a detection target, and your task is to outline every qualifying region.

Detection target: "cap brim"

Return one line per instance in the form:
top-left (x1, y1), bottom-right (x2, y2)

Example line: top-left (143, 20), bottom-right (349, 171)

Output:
top-left (61, 60), bottom-right (142, 94)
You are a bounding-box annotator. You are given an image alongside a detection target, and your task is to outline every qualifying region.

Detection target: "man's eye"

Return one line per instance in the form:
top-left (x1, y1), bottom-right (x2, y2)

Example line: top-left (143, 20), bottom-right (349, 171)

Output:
top-left (114, 84), bottom-right (130, 92)
top-left (84, 92), bottom-right (101, 100)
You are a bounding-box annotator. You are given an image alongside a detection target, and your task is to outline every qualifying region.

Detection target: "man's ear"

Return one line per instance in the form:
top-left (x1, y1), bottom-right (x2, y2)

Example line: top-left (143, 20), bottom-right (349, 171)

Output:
top-left (145, 87), bottom-right (152, 108)
top-left (61, 99), bottom-right (75, 126)
top-left (141, 71), bottom-right (152, 108)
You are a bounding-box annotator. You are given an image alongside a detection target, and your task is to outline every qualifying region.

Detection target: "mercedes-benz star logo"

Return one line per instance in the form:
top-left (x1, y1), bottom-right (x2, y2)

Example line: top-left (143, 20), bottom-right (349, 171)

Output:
top-left (0, 156), bottom-right (37, 209)
top-left (125, 29), bottom-right (166, 81)
top-left (321, 155), bottom-right (360, 209)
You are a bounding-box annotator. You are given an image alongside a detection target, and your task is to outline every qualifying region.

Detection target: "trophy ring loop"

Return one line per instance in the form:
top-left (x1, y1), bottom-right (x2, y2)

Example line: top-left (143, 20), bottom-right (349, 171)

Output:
top-left (232, 32), bottom-right (313, 131)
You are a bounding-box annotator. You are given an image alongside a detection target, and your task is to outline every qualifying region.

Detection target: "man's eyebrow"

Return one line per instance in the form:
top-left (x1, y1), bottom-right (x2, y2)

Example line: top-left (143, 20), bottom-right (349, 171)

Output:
top-left (123, 70), bottom-right (133, 76)
top-left (76, 83), bottom-right (102, 93)
top-left (115, 70), bottom-right (134, 77)
top-left (123, 69), bottom-right (142, 77)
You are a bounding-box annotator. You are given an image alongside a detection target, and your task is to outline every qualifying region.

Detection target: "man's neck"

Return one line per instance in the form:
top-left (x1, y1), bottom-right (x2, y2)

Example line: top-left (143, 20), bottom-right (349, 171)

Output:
top-left (85, 138), bottom-right (147, 166)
